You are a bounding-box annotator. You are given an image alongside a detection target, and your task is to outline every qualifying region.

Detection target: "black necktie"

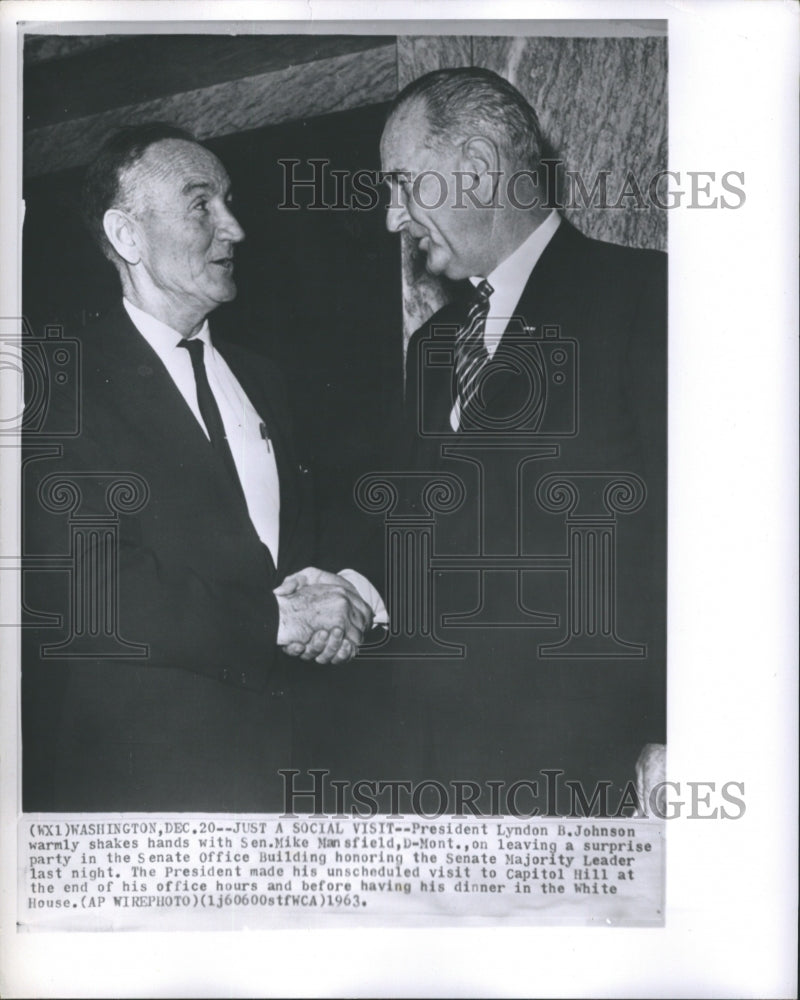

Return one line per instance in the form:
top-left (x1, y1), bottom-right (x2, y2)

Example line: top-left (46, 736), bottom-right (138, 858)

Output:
top-left (454, 279), bottom-right (493, 425)
top-left (178, 337), bottom-right (245, 501)
top-left (178, 337), bottom-right (277, 576)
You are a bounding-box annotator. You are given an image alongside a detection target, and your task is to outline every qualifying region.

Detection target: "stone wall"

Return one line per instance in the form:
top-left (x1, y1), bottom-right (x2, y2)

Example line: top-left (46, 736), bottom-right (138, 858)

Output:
top-left (395, 32), bottom-right (668, 340)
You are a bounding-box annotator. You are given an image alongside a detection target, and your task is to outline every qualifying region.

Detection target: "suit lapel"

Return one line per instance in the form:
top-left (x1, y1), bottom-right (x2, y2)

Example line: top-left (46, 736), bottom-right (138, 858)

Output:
top-left (415, 292), bottom-right (470, 433)
top-left (95, 307), bottom-right (273, 543)
top-left (472, 221), bottom-right (586, 419)
top-left (95, 305), bottom-right (223, 463)
top-left (101, 309), bottom-right (304, 575)
top-left (506, 218), bottom-right (585, 329)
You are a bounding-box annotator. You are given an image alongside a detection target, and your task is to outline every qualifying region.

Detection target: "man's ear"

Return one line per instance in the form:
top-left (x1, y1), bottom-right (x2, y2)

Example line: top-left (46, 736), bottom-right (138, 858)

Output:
top-left (102, 208), bottom-right (141, 265)
top-left (460, 135), bottom-right (501, 206)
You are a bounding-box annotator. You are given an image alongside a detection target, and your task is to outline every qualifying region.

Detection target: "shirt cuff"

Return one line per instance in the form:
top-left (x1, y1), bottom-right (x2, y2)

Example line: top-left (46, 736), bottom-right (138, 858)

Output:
top-left (338, 569), bottom-right (389, 627)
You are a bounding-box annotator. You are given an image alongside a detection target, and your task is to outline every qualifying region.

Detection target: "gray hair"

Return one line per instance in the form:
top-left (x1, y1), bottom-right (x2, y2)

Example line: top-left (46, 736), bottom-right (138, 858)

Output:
top-left (387, 67), bottom-right (544, 171)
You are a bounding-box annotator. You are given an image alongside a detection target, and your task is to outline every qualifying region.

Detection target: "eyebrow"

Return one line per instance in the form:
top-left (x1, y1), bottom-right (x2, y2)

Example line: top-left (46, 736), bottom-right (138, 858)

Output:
top-left (181, 179), bottom-right (233, 196)
top-left (181, 180), bottom-right (212, 195)
top-left (382, 170), bottom-right (412, 184)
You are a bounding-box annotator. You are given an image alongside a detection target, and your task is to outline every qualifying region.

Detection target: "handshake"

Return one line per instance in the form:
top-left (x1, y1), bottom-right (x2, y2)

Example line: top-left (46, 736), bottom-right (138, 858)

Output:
top-left (273, 567), bottom-right (383, 664)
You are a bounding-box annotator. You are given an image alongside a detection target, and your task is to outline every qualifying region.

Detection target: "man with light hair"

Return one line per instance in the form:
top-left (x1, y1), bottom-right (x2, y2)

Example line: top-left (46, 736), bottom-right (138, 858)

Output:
top-left (380, 68), bottom-right (666, 811)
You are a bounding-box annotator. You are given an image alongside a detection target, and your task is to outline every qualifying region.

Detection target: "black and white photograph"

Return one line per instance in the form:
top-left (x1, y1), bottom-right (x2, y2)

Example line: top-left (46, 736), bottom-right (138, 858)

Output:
top-left (0, 2), bottom-right (796, 997)
top-left (18, 25), bottom-right (667, 818)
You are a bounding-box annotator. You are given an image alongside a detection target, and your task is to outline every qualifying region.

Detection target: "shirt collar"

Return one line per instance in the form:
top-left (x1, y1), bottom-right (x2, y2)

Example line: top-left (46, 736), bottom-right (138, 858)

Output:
top-left (470, 209), bottom-right (561, 296)
top-left (123, 298), bottom-right (211, 358)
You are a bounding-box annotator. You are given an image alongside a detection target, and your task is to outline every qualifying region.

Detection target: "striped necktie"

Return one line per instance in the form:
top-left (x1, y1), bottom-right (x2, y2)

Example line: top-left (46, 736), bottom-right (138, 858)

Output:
top-left (454, 278), bottom-right (493, 426)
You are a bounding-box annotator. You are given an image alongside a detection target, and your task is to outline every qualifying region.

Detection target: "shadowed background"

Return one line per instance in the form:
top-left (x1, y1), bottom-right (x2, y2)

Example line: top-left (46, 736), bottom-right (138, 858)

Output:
top-left (24, 27), bottom-right (667, 350)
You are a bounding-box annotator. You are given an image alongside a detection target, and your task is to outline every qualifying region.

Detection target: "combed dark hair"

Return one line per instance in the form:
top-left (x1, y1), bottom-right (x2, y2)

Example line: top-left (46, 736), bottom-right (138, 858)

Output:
top-left (81, 122), bottom-right (197, 261)
top-left (387, 67), bottom-right (544, 172)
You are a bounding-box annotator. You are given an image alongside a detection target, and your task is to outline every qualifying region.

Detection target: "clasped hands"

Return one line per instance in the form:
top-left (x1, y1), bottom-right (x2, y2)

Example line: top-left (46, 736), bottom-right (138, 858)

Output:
top-left (274, 567), bottom-right (373, 664)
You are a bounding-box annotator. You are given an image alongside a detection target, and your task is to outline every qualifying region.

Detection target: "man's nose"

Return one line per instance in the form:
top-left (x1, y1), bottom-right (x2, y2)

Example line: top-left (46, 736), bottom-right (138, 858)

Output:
top-left (218, 205), bottom-right (245, 243)
top-left (385, 197), bottom-right (409, 234)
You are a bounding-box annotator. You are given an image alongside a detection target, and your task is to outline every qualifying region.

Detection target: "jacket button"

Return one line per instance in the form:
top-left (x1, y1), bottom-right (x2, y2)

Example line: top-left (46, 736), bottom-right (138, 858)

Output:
top-left (270, 689), bottom-right (285, 699)
top-left (222, 668), bottom-right (230, 681)
top-left (240, 672), bottom-right (247, 686)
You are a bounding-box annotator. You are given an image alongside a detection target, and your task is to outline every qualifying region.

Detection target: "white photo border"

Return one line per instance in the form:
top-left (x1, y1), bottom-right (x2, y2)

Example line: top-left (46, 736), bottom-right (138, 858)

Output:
top-left (1, 2), bottom-right (797, 997)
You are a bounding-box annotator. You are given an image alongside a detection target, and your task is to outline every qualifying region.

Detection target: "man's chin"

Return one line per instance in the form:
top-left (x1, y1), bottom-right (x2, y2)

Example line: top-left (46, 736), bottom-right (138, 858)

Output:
top-left (426, 262), bottom-right (467, 282)
top-left (215, 280), bottom-right (238, 303)
top-left (422, 253), bottom-right (448, 278)
top-left (421, 250), bottom-right (465, 281)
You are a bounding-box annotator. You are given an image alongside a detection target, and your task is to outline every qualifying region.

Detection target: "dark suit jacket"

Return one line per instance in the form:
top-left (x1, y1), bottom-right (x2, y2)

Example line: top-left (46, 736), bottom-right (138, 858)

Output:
top-left (397, 219), bottom-right (667, 809)
top-left (22, 305), bottom-right (318, 812)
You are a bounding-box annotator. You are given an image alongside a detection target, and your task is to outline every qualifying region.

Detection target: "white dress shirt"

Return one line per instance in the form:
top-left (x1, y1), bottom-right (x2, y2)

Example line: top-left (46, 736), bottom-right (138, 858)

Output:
top-left (124, 297), bottom-right (281, 564)
top-left (451, 209), bottom-right (561, 430)
top-left (123, 298), bottom-right (387, 625)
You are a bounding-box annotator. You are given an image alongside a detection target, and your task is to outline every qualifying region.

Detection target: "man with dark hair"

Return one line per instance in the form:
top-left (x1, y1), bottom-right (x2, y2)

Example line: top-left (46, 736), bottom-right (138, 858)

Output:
top-left (379, 68), bottom-right (666, 809)
top-left (22, 124), bottom-right (383, 812)
top-left (80, 122), bottom-right (197, 259)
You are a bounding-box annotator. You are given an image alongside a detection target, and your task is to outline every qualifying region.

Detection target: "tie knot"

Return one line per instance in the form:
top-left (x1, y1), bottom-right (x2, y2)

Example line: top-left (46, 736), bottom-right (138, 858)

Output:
top-left (475, 279), bottom-right (493, 306)
top-left (178, 337), bottom-right (204, 361)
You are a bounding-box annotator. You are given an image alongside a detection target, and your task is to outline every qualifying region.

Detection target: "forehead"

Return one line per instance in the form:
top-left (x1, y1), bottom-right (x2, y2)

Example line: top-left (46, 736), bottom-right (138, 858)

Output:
top-left (381, 102), bottom-right (441, 170)
top-left (122, 139), bottom-right (230, 203)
